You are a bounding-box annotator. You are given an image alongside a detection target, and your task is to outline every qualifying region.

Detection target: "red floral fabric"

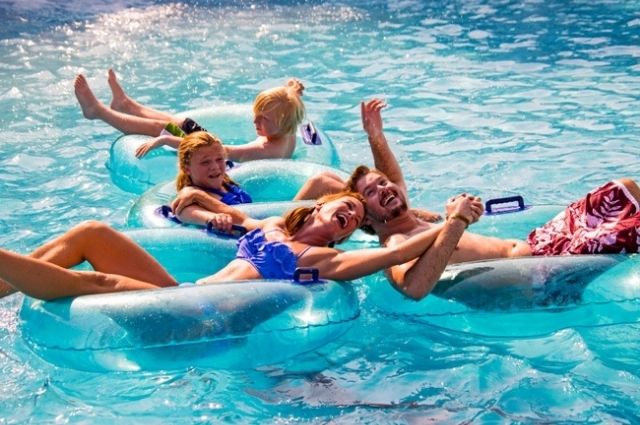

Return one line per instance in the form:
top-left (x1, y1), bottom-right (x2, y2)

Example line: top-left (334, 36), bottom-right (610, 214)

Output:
top-left (527, 181), bottom-right (640, 255)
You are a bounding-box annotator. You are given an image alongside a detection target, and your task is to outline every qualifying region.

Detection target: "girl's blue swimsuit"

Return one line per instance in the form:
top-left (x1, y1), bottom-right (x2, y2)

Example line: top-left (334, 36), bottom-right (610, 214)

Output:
top-left (204, 184), bottom-right (252, 205)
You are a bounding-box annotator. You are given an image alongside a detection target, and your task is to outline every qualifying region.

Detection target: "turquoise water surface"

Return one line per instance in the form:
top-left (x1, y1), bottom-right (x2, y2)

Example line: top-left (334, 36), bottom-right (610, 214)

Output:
top-left (1, 0), bottom-right (640, 422)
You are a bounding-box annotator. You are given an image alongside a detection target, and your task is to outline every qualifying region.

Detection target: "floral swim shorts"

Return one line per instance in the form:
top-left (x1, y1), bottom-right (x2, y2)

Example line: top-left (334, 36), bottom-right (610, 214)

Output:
top-left (527, 180), bottom-right (640, 255)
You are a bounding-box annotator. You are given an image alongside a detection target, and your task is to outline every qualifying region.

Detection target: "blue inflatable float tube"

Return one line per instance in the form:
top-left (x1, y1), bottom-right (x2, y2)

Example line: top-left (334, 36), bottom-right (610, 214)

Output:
top-left (19, 228), bottom-right (360, 372)
top-left (364, 198), bottom-right (640, 338)
top-left (106, 104), bottom-right (340, 193)
top-left (126, 159), bottom-right (349, 229)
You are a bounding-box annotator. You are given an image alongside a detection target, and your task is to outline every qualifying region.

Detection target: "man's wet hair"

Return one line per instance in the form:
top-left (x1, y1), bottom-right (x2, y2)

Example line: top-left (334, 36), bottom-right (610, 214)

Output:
top-left (345, 165), bottom-right (379, 235)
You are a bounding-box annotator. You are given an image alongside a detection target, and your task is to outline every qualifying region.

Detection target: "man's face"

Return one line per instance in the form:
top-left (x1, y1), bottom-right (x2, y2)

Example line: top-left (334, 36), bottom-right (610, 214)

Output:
top-left (354, 171), bottom-right (408, 224)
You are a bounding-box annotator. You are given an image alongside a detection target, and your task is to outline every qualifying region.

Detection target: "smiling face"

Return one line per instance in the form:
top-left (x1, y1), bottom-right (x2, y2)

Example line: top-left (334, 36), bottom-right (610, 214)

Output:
top-left (354, 171), bottom-right (408, 224)
top-left (185, 144), bottom-right (227, 190)
top-left (316, 195), bottom-right (366, 242)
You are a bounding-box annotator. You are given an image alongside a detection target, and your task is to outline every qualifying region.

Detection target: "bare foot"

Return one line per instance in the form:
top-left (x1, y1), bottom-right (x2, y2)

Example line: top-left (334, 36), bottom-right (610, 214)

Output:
top-left (108, 68), bottom-right (133, 112)
top-left (74, 74), bottom-right (102, 119)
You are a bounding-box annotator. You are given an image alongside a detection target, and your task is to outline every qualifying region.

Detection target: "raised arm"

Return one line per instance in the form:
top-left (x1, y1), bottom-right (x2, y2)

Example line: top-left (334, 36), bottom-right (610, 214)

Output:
top-left (361, 99), bottom-right (405, 191)
top-left (387, 195), bottom-right (484, 300)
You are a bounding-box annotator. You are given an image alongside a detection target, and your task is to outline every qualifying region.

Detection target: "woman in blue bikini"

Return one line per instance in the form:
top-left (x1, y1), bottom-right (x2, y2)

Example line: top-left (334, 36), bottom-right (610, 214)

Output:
top-left (0, 190), bottom-right (483, 300)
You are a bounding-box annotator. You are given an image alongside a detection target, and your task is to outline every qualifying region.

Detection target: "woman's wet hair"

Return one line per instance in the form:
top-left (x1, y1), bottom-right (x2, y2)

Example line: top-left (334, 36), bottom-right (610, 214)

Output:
top-left (176, 131), bottom-right (237, 190)
top-left (253, 79), bottom-right (305, 136)
top-left (284, 190), bottom-right (365, 245)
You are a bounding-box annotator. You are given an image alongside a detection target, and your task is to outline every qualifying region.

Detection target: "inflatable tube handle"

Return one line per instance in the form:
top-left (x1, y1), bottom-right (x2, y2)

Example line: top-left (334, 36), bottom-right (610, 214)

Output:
top-left (225, 160), bottom-right (236, 170)
top-left (301, 122), bottom-right (322, 146)
top-left (205, 223), bottom-right (248, 239)
top-left (485, 195), bottom-right (528, 215)
top-left (156, 205), bottom-right (184, 224)
top-left (293, 268), bottom-right (322, 285)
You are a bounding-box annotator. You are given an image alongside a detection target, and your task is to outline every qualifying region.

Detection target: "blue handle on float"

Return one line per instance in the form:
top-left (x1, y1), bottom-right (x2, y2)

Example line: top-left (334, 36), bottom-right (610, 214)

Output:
top-left (225, 160), bottom-right (236, 170)
top-left (485, 195), bottom-right (530, 215)
top-left (301, 122), bottom-right (322, 145)
top-left (293, 268), bottom-right (322, 285)
top-left (205, 223), bottom-right (248, 239)
top-left (156, 205), bottom-right (184, 224)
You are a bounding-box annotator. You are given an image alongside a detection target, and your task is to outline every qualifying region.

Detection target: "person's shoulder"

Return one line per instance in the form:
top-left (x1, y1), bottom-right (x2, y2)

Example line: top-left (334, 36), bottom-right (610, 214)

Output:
top-left (263, 216), bottom-right (285, 228)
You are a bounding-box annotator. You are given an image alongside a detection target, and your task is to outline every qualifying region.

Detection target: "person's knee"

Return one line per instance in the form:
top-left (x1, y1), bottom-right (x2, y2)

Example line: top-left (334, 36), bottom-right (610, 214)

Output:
top-left (75, 220), bottom-right (112, 234)
top-left (617, 178), bottom-right (640, 202)
top-left (618, 178), bottom-right (637, 189)
top-left (72, 221), bottom-right (117, 243)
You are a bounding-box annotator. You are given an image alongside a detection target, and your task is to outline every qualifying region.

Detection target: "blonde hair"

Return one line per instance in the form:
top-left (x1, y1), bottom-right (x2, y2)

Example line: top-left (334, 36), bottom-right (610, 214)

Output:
top-left (284, 191), bottom-right (365, 245)
top-left (253, 79), bottom-right (305, 136)
top-left (176, 131), bottom-right (235, 190)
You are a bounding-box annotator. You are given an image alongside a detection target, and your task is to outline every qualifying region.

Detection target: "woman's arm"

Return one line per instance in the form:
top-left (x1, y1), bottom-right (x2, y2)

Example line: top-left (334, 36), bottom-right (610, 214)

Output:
top-left (309, 195), bottom-right (481, 284)
top-left (308, 223), bottom-right (447, 281)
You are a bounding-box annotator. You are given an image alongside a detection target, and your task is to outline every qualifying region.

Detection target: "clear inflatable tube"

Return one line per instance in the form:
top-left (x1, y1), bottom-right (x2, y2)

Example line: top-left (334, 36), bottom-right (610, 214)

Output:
top-left (106, 105), bottom-right (340, 193)
top-left (126, 159), bottom-right (348, 228)
top-left (364, 204), bottom-right (640, 337)
top-left (19, 229), bottom-right (360, 372)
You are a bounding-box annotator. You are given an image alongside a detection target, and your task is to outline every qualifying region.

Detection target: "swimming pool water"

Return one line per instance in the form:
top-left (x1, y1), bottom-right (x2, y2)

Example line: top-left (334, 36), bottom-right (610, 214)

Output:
top-left (1, 0), bottom-right (640, 422)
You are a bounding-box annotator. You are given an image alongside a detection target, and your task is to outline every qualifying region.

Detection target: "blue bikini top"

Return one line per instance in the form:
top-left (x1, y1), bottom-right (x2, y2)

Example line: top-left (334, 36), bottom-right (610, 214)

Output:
top-left (204, 183), bottom-right (252, 206)
top-left (235, 229), bottom-right (313, 279)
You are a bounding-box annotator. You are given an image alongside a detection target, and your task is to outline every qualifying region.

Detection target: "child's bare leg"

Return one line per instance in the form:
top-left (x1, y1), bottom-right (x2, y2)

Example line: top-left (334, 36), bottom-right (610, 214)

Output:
top-left (294, 171), bottom-right (346, 200)
top-left (108, 69), bottom-right (178, 122)
top-left (75, 74), bottom-right (167, 136)
top-left (30, 221), bottom-right (177, 287)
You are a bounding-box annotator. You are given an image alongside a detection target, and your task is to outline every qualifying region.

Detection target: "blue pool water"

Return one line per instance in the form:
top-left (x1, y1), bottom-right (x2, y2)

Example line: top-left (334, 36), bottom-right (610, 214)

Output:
top-left (1, 0), bottom-right (640, 422)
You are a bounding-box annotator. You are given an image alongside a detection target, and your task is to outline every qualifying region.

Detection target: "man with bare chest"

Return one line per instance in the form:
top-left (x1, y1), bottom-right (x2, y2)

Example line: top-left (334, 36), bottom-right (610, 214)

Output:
top-left (346, 99), bottom-right (640, 300)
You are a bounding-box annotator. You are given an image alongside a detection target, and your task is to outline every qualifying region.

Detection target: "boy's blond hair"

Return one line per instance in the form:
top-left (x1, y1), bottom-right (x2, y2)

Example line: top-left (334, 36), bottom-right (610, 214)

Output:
top-left (253, 79), bottom-right (305, 136)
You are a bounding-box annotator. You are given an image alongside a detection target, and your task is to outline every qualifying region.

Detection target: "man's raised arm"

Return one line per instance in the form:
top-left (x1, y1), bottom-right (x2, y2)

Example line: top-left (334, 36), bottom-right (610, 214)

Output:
top-left (361, 99), bottom-right (406, 192)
